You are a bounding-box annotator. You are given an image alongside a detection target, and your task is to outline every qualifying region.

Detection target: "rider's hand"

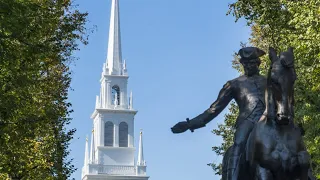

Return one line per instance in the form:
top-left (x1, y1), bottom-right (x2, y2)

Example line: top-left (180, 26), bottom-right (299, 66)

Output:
top-left (171, 121), bottom-right (190, 134)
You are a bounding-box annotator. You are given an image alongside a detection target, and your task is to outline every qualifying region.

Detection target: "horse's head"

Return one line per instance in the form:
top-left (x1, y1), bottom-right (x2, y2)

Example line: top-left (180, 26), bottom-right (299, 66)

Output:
top-left (268, 47), bottom-right (297, 125)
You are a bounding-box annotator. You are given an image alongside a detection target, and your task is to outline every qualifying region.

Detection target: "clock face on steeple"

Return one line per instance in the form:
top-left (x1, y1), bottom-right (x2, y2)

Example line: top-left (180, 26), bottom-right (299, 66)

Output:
top-left (111, 85), bottom-right (120, 105)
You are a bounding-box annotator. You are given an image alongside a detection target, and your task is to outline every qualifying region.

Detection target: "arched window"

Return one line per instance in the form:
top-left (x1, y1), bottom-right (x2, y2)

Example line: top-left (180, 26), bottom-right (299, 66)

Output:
top-left (119, 122), bottom-right (128, 147)
top-left (104, 121), bottom-right (114, 146)
top-left (111, 85), bottom-right (120, 105)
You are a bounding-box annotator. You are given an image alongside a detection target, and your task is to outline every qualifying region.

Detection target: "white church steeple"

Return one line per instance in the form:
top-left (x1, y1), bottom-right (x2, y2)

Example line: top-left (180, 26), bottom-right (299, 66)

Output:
top-left (81, 1), bottom-right (149, 180)
top-left (97, 0), bottom-right (130, 110)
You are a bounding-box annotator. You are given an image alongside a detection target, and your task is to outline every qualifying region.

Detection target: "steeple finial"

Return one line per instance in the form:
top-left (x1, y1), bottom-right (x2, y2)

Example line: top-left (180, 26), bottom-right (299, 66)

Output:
top-left (123, 59), bottom-right (127, 75)
top-left (106, 0), bottom-right (123, 75)
top-left (123, 59), bottom-right (127, 69)
top-left (137, 129), bottom-right (145, 166)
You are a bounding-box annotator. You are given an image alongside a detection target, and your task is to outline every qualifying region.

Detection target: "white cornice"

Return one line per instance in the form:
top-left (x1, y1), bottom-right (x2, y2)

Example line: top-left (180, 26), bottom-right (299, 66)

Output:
top-left (83, 175), bottom-right (150, 180)
top-left (100, 74), bottom-right (129, 83)
top-left (91, 109), bottom-right (138, 119)
top-left (97, 146), bottom-right (135, 151)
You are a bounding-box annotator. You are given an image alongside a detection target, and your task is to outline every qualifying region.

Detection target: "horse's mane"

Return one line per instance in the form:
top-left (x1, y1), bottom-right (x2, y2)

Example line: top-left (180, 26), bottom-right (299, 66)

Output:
top-left (265, 67), bottom-right (276, 119)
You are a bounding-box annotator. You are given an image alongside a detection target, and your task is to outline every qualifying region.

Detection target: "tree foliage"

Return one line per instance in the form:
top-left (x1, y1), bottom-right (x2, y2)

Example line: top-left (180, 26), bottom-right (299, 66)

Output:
top-left (0, 0), bottom-right (89, 179)
top-left (210, 0), bottom-right (320, 178)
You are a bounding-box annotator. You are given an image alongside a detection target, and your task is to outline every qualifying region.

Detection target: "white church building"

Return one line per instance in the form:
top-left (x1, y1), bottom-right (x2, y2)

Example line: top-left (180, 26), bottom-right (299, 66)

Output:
top-left (81, 0), bottom-right (149, 179)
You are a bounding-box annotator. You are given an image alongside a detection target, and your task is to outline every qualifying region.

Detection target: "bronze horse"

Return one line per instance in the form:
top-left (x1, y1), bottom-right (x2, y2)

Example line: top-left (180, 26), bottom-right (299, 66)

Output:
top-left (222, 47), bottom-right (315, 180)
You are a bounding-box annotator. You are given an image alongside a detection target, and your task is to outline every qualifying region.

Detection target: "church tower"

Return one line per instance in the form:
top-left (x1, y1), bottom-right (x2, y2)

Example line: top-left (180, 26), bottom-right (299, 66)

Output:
top-left (81, 0), bottom-right (149, 179)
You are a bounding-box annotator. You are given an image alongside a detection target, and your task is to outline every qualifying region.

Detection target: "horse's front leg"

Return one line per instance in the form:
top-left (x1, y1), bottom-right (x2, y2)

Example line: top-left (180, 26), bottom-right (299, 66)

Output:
top-left (297, 151), bottom-right (311, 180)
top-left (299, 167), bottom-right (309, 180)
top-left (256, 165), bottom-right (273, 180)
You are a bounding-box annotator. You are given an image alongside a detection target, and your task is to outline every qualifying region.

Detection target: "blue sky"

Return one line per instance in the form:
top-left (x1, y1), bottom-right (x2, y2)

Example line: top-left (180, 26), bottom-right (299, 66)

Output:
top-left (68, 0), bottom-right (251, 179)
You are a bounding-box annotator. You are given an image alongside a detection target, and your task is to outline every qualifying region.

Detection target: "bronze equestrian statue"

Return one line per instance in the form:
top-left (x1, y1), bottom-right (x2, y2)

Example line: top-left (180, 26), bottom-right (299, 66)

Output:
top-left (171, 47), bottom-right (315, 180)
top-left (171, 46), bottom-right (267, 180)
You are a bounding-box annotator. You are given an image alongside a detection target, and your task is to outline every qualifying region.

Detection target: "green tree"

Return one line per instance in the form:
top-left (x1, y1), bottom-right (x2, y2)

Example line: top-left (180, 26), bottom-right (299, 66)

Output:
top-left (0, 0), bottom-right (89, 179)
top-left (210, 0), bottom-right (320, 178)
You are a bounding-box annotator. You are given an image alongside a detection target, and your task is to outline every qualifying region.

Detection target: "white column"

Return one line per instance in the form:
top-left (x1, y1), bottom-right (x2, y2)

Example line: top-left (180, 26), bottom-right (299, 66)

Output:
top-left (120, 91), bottom-right (124, 108)
top-left (94, 119), bottom-right (98, 163)
top-left (94, 118), bottom-right (98, 146)
top-left (101, 83), bottom-right (105, 108)
top-left (119, 82), bottom-right (125, 107)
top-left (100, 115), bottom-right (104, 147)
top-left (90, 129), bottom-right (95, 164)
top-left (100, 91), bottom-right (103, 108)
top-left (103, 80), bottom-right (108, 108)
top-left (128, 120), bottom-right (134, 147)
top-left (129, 91), bottom-right (133, 110)
top-left (107, 81), bottom-right (111, 106)
top-left (123, 81), bottom-right (128, 108)
top-left (114, 122), bottom-right (119, 147)
top-left (99, 86), bottom-right (103, 108)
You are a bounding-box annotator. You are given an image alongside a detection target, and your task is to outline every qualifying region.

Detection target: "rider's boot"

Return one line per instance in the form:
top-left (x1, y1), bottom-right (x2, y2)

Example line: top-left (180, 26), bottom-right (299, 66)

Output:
top-left (227, 156), bottom-right (241, 180)
top-left (227, 145), bottom-right (241, 180)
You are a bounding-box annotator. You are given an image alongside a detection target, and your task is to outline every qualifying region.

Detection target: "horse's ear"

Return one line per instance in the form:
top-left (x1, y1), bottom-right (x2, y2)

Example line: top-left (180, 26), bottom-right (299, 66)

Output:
top-left (269, 47), bottom-right (278, 63)
top-left (280, 47), bottom-right (295, 67)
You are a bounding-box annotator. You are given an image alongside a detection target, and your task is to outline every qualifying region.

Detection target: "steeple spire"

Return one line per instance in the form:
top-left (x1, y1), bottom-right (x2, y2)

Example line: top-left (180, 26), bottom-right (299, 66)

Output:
top-left (106, 0), bottom-right (123, 75)
top-left (137, 130), bottom-right (145, 166)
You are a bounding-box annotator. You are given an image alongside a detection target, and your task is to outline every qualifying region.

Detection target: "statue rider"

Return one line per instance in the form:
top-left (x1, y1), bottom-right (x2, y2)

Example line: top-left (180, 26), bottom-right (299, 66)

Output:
top-left (171, 47), bottom-right (267, 180)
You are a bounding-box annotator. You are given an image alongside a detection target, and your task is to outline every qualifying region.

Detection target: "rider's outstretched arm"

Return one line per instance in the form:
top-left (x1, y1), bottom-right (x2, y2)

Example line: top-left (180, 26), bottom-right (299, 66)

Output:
top-left (188, 81), bottom-right (233, 131)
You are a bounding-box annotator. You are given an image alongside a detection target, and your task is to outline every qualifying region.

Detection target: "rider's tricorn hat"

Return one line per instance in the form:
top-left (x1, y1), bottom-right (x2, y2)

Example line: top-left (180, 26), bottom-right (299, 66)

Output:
top-left (238, 47), bottom-right (266, 62)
